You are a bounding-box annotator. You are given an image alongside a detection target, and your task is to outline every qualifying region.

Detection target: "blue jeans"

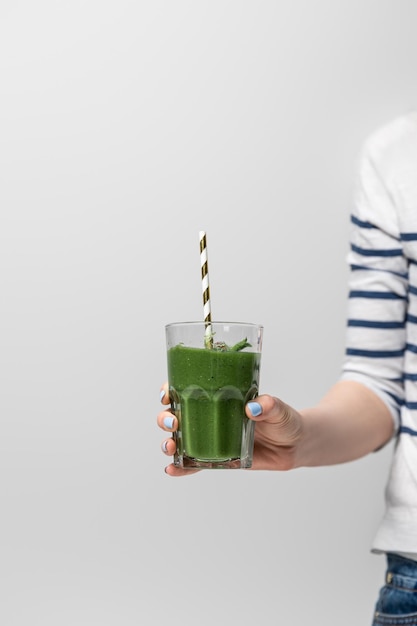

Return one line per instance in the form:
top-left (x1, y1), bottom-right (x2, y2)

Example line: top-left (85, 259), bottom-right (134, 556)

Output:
top-left (372, 553), bottom-right (417, 625)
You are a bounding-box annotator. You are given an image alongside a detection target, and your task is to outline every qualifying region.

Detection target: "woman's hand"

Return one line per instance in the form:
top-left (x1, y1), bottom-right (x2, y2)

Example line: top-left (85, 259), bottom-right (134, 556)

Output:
top-left (157, 382), bottom-right (304, 475)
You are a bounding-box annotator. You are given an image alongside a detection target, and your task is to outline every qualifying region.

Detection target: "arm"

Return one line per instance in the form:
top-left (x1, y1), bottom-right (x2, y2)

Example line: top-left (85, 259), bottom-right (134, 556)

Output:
top-left (158, 379), bottom-right (394, 474)
top-left (296, 380), bottom-right (394, 466)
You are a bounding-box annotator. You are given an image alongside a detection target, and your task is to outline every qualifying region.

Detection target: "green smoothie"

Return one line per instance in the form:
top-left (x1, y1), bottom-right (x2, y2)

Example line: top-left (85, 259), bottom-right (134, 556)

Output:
top-left (167, 344), bottom-right (260, 468)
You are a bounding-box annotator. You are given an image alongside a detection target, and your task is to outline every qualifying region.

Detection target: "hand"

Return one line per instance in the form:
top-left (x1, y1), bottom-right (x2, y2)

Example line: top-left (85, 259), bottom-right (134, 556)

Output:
top-left (157, 382), bottom-right (304, 475)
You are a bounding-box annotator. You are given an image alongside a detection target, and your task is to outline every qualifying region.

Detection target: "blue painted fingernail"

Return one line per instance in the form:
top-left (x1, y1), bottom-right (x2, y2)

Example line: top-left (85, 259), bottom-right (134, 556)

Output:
top-left (160, 389), bottom-right (166, 402)
top-left (161, 440), bottom-right (168, 453)
top-left (163, 416), bottom-right (175, 429)
top-left (247, 402), bottom-right (262, 417)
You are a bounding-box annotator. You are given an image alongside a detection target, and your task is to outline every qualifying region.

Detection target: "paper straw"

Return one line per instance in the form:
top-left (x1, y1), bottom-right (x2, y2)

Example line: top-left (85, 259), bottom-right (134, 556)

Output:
top-left (199, 230), bottom-right (213, 348)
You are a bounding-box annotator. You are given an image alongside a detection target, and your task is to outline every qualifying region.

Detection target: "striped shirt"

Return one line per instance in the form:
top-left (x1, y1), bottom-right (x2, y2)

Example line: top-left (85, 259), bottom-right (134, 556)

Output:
top-left (341, 112), bottom-right (417, 554)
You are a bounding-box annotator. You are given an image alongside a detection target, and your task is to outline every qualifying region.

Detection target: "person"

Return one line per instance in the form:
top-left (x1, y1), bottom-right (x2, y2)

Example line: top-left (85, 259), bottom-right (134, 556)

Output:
top-left (157, 111), bottom-right (417, 625)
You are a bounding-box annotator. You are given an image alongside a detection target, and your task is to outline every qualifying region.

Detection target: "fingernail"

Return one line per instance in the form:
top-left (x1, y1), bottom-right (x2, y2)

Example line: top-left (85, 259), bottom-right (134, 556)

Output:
top-left (247, 401), bottom-right (262, 417)
top-left (163, 416), bottom-right (175, 429)
top-left (161, 440), bottom-right (168, 453)
top-left (160, 389), bottom-right (166, 402)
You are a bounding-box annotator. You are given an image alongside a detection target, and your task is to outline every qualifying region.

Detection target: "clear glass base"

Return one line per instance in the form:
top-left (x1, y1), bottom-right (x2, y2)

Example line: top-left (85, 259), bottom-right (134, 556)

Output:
top-left (174, 454), bottom-right (252, 470)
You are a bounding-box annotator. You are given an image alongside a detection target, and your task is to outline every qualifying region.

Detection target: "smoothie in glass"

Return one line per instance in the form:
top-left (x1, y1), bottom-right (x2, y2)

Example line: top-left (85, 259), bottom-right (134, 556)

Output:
top-left (166, 322), bottom-right (262, 469)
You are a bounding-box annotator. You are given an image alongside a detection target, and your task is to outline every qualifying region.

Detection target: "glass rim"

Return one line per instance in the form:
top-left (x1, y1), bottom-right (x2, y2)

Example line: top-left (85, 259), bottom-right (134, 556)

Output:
top-left (165, 321), bottom-right (263, 330)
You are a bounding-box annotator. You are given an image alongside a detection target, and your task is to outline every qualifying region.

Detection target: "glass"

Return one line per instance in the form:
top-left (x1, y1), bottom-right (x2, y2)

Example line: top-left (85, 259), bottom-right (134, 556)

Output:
top-left (165, 321), bottom-right (263, 469)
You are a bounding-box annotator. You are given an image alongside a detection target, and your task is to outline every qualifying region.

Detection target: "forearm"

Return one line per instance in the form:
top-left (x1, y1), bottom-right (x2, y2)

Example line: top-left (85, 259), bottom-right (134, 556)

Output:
top-left (294, 380), bottom-right (396, 468)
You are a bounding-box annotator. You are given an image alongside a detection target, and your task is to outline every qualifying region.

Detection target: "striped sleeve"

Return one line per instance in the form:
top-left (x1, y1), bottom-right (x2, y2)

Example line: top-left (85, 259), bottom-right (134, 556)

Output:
top-left (340, 141), bottom-right (408, 431)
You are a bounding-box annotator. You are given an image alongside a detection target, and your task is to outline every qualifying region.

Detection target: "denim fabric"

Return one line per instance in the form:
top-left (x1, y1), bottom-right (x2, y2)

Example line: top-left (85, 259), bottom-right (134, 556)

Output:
top-left (372, 554), bottom-right (417, 625)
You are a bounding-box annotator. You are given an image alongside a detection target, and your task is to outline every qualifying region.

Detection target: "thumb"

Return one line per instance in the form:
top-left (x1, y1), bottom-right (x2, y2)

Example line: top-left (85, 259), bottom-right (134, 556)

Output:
top-left (246, 394), bottom-right (289, 422)
top-left (245, 394), bottom-right (303, 446)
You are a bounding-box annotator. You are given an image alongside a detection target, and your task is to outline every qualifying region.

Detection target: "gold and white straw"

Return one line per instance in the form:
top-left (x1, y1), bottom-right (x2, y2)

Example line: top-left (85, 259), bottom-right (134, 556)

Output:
top-left (199, 230), bottom-right (213, 348)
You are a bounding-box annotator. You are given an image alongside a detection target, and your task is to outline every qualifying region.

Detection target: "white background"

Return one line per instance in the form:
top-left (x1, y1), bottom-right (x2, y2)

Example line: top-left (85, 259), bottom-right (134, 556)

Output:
top-left (1, 1), bottom-right (417, 624)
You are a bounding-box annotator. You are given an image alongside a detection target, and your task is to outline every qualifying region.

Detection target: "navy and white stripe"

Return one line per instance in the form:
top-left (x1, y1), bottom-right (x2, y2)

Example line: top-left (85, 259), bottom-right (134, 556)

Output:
top-left (342, 213), bottom-right (408, 419)
top-left (345, 113), bottom-right (417, 556)
top-left (341, 130), bottom-right (412, 426)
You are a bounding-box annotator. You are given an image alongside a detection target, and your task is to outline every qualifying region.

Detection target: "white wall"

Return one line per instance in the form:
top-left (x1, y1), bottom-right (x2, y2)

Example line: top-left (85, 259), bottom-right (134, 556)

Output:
top-left (1, 1), bottom-right (416, 624)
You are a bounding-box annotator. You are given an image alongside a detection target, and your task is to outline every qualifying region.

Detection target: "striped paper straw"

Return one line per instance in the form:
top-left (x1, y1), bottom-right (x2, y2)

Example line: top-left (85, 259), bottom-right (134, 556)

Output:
top-left (199, 230), bottom-right (213, 348)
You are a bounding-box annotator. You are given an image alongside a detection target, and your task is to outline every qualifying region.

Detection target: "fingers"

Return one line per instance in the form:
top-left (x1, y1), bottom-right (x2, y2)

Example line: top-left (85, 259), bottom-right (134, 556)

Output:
top-left (161, 436), bottom-right (176, 456)
top-left (158, 407), bottom-right (178, 463)
top-left (159, 382), bottom-right (170, 406)
top-left (158, 382), bottom-right (194, 475)
top-left (157, 382), bottom-right (178, 433)
top-left (159, 413), bottom-right (200, 477)
top-left (157, 408), bottom-right (177, 431)
top-left (164, 463), bottom-right (200, 477)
